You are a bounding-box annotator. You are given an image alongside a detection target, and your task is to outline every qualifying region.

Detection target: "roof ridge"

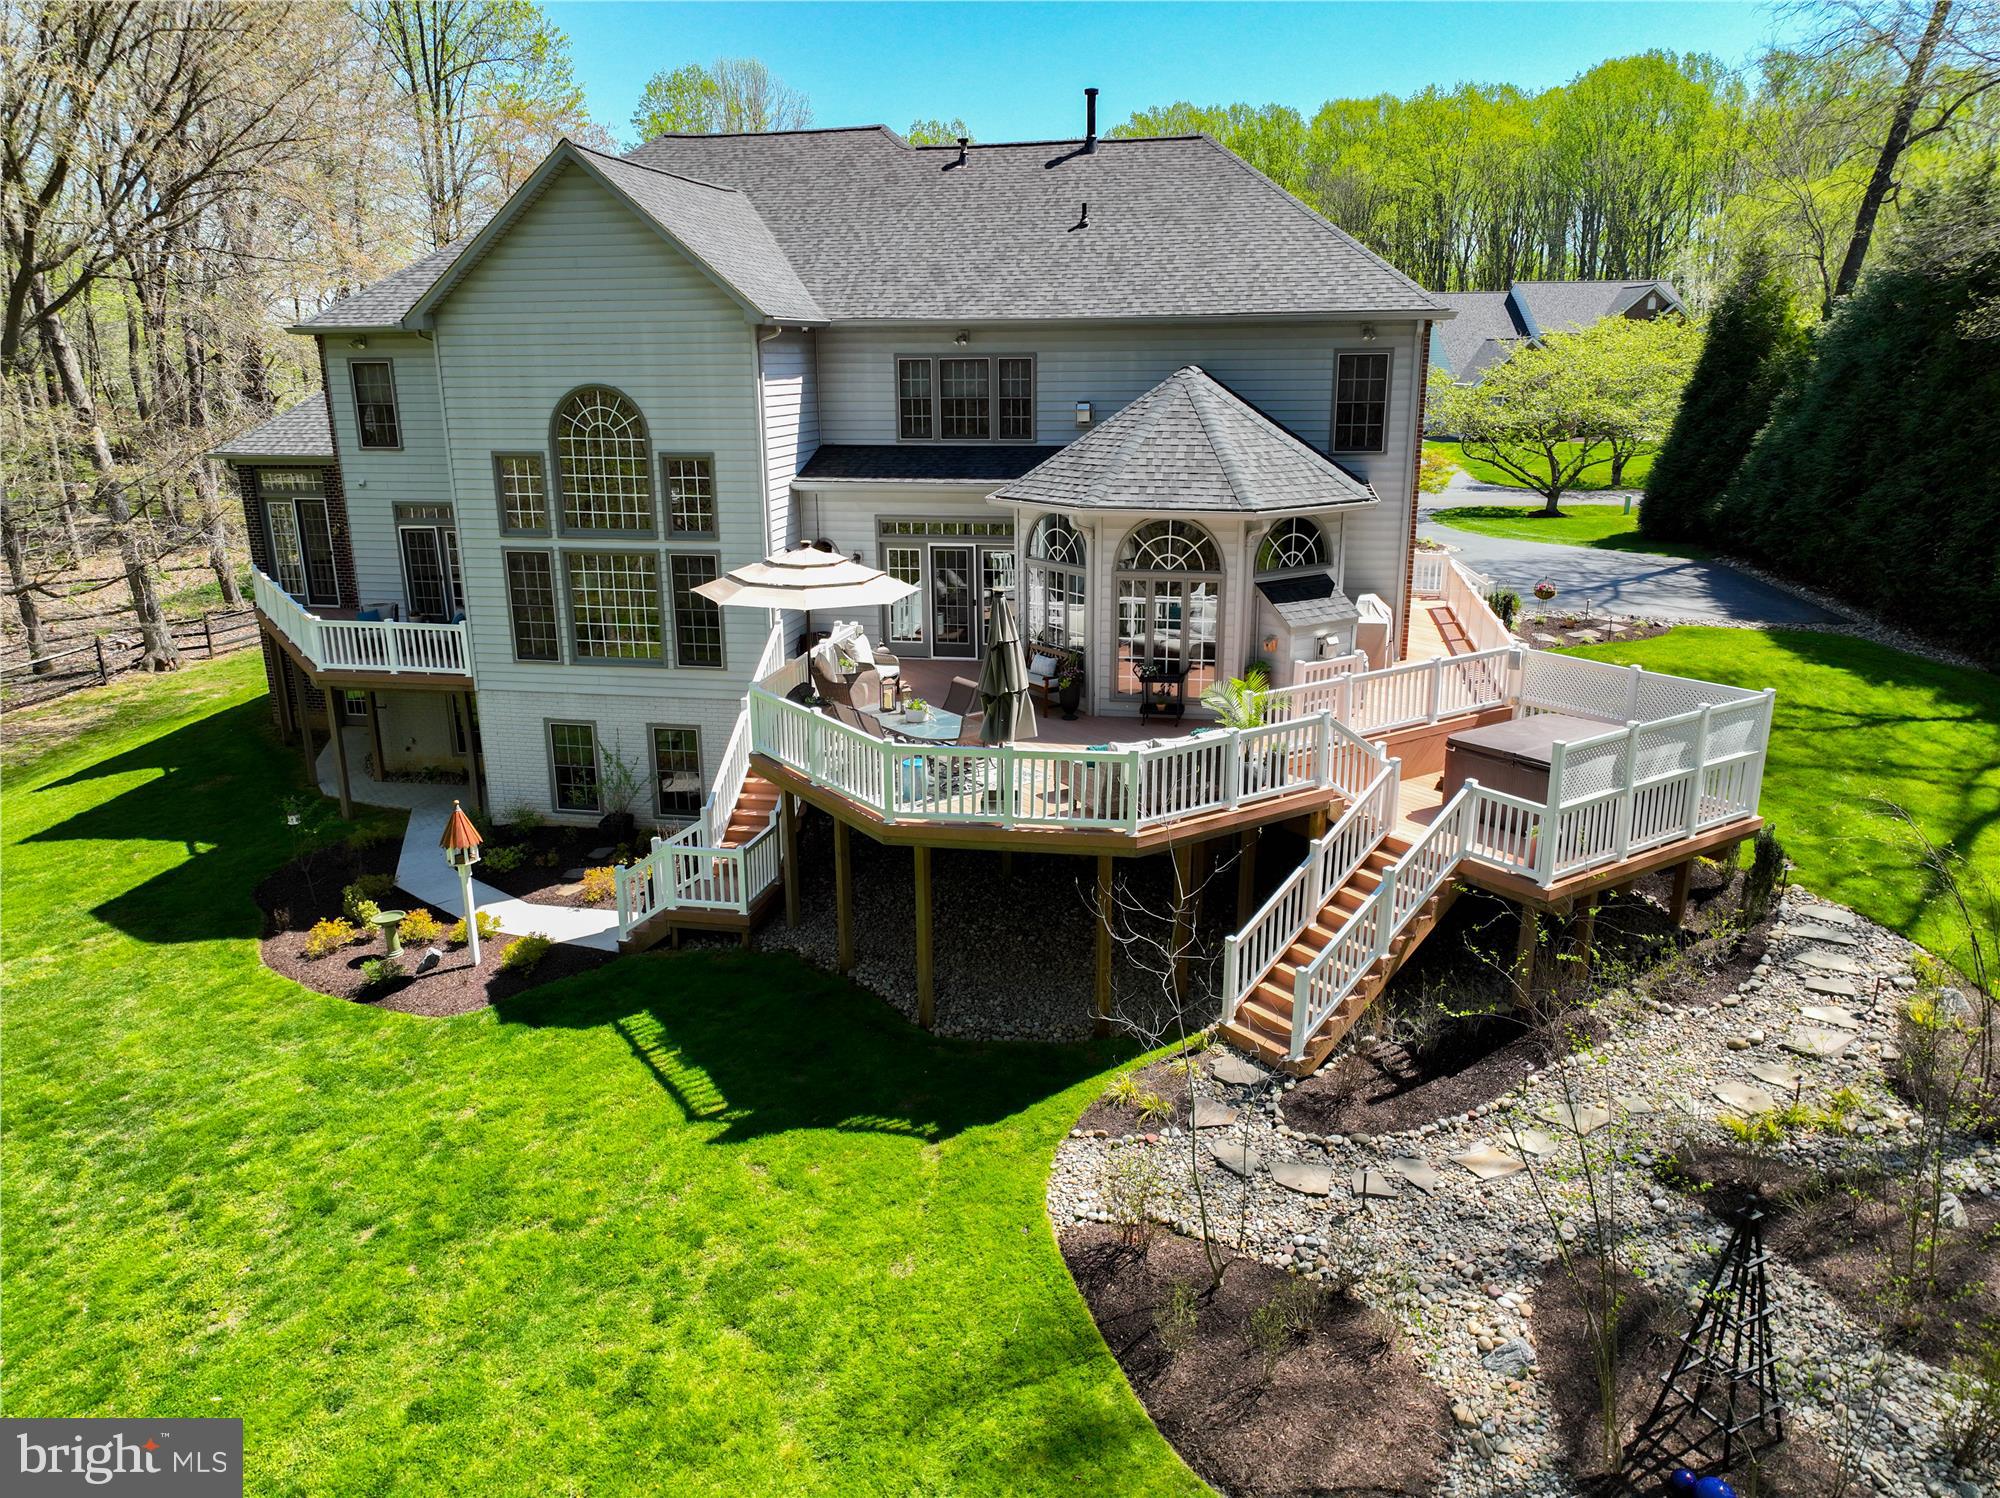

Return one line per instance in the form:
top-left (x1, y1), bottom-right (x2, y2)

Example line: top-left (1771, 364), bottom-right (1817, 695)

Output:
top-left (633, 123), bottom-right (899, 142)
top-left (572, 139), bottom-right (742, 196)
top-left (1181, 371), bottom-right (1257, 511)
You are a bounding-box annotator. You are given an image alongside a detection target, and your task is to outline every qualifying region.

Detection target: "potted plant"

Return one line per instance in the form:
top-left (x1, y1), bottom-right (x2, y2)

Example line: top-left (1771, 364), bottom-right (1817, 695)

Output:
top-left (904, 696), bottom-right (929, 723)
top-left (1533, 578), bottom-right (1559, 603)
top-left (1055, 661), bottom-right (1084, 720)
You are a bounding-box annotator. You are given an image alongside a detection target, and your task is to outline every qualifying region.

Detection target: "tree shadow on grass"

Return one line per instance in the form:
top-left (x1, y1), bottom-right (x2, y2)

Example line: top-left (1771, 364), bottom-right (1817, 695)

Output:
top-left (491, 947), bottom-right (1141, 1147)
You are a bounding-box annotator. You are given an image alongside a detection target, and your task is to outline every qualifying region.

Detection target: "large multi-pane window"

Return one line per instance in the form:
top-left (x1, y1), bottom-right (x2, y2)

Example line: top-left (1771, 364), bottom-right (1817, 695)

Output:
top-left (1025, 514), bottom-right (1086, 650)
top-left (564, 550), bottom-right (662, 661)
top-left (896, 358), bottom-right (933, 439)
top-left (496, 453), bottom-right (548, 533)
top-left (1115, 519), bottom-right (1221, 699)
top-left (555, 386), bottom-right (654, 532)
top-left (894, 356), bottom-right (1033, 441)
top-left (938, 357), bottom-right (991, 439)
top-left (667, 553), bottom-right (724, 668)
top-left (662, 456), bottom-right (715, 537)
top-left (1333, 352), bottom-right (1390, 452)
top-left (504, 551), bottom-right (560, 661)
top-left (652, 726), bottom-right (703, 820)
top-left (548, 722), bottom-right (600, 813)
top-left (350, 361), bottom-right (400, 448)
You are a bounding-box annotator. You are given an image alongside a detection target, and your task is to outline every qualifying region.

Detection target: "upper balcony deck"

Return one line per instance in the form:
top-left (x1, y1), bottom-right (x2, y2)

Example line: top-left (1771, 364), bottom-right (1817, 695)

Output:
top-left (251, 570), bottom-right (472, 687)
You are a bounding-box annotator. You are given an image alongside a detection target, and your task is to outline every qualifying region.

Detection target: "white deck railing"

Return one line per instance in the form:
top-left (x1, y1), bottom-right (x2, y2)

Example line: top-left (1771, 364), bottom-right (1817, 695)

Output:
top-left (1417, 552), bottom-right (1514, 653)
top-left (252, 569), bottom-right (470, 676)
top-left (1266, 646), bottom-right (1518, 737)
top-left (613, 819), bottom-right (783, 935)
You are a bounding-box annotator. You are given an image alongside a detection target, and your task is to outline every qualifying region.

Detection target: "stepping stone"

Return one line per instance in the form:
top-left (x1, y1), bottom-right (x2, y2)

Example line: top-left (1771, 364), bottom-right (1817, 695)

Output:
top-left (1208, 1053), bottom-right (1267, 1087)
top-left (586, 845), bottom-right (614, 859)
top-left (1350, 1167), bottom-right (1400, 1200)
top-left (1800, 1004), bottom-right (1861, 1030)
top-left (1208, 1140), bottom-right (1262, 1176)
top-left (1451, 1145), bottom-right (1525, 1181)
top-left (1798, 949), bottom-right (1864, 975)
top-left (1272, 1159), bottom-right (1334, 1196)
top-left (1714, 1082), bottom-right (1777, 1115)
top-left (1799, 904), bottom-right (1857, 927)
top-left (1538, 1102), bottom-right (1612, 1136)
top-left (1386, 1156), bottom-right (1441, 1193)
top-left (1508, 1129), bottom-right (1559, 1158)
top-left (1787, 924), bottom-right (1860, 947)
top-left (1785, 1028), bottom-right (1854, 1059)
top-left (561, 866), bottom-right (588, 881)
top-left (1191, 1101), bottom-right (1239, 1129)
top-left (1803, 976), bottom-right (1860, 999)
top-left (1748, 1062), bottom-right (1803, 1091)
top-left (1615, 1092), bottom-right (1659, 1116)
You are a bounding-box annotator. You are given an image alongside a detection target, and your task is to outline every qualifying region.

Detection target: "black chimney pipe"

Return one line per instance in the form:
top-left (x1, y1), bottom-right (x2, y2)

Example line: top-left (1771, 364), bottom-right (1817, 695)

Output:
top-left (1085, 87), bottom-right (1098, 152)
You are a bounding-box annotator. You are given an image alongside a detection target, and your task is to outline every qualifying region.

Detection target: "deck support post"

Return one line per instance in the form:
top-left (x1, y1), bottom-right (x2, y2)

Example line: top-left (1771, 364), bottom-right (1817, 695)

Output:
top-left (780, 792), bottom-right (801, 929)
top-left (914, 845), bottom-right (935, 1029)
top-left (458, 692), bottom-right (485, 817)
top-left (1000, 850), bottom-right (1013, 879)
top-left (1095, 854), bottom-right (1114, 1036)
top-left (366, 691), bottom-right (387, 779)
top-left (1170, 841), bottom-right (1195, 1002)
top-left (1513, 901), bottom-right (1539, 1003)
top-left (1306, 807), bottom-right (1329, 840)
top-left (273, 648), bottom-right (297, 741)
top-left (833, 818), bottom-right (855, 973)
top-left (1235, 827), bottom-right (1259, 927)
top-left (1569, 902), bottom-right (1596, 985)
top-left (290, 661), bottom-right (318, 786)
top-left (326, 690), bottom-right (354, 821)
top-left (1668, 858), bottom-right (1695, 928)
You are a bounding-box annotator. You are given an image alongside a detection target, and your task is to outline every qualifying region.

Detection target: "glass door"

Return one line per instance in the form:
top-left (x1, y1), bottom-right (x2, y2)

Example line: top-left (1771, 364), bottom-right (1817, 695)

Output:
top-left (930, 544), bottom-right (975, 658)
top-left (399, 526), bottom-right (459, 621)
top-left (979, 547), bottom-right (1017, 647)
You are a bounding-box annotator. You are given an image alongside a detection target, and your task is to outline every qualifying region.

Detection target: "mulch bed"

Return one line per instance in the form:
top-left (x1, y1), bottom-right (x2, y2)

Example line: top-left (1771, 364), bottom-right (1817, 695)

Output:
top-left (1076, 1054), bottom-right (1196, 1134)
top-left (1061, 1226), bottom-right (1451, 1496)
top-left (1532, 1261), bottom-right (1849, 1495)
top-left (254, 838), bottom-right (610, 1016)
top-left (1661, 1143), bottom-right (2000, 1367)
top-left (475, 822), bottom-right (638, 908)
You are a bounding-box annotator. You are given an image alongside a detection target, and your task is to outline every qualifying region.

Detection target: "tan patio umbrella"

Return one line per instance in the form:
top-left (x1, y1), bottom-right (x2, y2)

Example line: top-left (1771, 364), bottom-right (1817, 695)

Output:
top-left (692, 544), bottom-right (917, 612)
top-left (977, 589), bottom-right (1037, 745)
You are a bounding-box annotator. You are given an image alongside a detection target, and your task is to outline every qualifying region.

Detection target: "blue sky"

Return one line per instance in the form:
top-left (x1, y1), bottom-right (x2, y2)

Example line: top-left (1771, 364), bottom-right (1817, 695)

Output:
top-left (556, 2), bottom-right (1790, 145)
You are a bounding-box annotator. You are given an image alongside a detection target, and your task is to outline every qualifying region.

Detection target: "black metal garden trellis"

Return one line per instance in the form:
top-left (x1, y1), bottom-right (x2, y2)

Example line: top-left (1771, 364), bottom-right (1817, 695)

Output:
top-left (1622, 1208), bottom-right (1785, 1487)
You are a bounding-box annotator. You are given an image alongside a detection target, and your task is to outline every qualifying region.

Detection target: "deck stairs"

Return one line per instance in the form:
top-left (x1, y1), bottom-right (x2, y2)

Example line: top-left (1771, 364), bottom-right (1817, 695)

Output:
top-left (719, 769), bottom-right (780, 848)
top-left (1219, 827), bottom-right (1462, 1074)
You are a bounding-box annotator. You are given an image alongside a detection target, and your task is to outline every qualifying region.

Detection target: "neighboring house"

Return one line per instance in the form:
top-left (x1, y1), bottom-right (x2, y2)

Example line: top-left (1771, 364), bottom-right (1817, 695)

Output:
top-left (1429, 278), bottom-right (1686, 382)
top-left (215, 106), bottom-right (1450, 827)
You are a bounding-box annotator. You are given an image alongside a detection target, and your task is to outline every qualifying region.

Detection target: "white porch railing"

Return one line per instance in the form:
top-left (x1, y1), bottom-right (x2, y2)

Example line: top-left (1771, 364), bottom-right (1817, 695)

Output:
top-left (1419, 552), bottom-right (1514, 653)
top-left (613, 819), bottom-right (783, 935)
top-left (251, 569), bottom-right (470, 676)
top-left (1266, 646), bottom-right (1518, 737)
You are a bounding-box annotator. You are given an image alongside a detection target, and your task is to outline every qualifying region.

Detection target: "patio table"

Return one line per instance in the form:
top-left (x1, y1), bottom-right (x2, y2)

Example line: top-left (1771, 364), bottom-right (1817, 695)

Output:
top-left (857, 704), bottom-right (964, 742)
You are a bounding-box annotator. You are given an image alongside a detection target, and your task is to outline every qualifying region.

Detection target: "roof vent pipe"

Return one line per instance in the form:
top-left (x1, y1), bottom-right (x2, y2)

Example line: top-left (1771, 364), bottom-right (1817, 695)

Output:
top-left (955, 135), bottom-right (968, 167)
top-left (1084, 87), bottom-right (1098, 152)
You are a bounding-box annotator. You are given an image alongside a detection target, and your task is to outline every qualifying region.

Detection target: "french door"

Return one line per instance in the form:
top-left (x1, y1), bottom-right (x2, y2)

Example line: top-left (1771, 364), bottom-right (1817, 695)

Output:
top-left (399, 525), bottom-right (462, 622)
top-left (265, 498), bottom-right (339, 607)
top-left (930, 545), bottom-right (976, 658)
top-left (1116, 578), bottom-right (1219, 697)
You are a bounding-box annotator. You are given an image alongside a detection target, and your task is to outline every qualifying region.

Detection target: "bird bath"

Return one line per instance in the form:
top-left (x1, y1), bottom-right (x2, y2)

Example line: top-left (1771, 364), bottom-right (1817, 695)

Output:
top-left (372, 909), bottom-right (408, 957)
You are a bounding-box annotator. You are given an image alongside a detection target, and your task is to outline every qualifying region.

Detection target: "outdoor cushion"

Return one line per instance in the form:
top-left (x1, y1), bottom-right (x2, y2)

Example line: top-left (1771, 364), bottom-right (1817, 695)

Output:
top-left (1028, 653), bottom-right (1060, 679)
top-left (354, 608), bottom-right (383, 622)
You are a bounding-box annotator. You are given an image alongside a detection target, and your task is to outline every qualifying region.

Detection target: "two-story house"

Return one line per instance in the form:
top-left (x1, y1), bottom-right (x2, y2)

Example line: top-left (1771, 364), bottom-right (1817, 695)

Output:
top-left (219, 100), bottom-right (1773, 1068)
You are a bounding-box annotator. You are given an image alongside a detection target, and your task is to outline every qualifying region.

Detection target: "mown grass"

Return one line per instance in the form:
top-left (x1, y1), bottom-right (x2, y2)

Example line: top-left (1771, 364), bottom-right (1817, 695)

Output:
top-left (1563, 628), bottom-right (2000, 964)
top-left (1426, 438), bottom-right (1655, 493)
top-left (1430, 503), bottom-right (1715, 562)
top-left (1, 652), bottom-right (1197, 1497)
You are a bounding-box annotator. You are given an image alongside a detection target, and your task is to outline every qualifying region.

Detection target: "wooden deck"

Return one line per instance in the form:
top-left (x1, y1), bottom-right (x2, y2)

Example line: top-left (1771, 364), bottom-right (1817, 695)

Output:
top-left (890, 657), bottom-right (1209, 745)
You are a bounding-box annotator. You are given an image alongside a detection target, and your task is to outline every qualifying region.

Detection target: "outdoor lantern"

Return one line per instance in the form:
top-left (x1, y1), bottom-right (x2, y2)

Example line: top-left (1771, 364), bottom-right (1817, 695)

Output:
top-left (439, 799), bottom-right (484, 963)
top-left (1262, 634), bottom-right (1279, 655)
top-left (880, 675), bottom-right (898, 713)
top-left (1074, 400), bottom-right (1092, 427)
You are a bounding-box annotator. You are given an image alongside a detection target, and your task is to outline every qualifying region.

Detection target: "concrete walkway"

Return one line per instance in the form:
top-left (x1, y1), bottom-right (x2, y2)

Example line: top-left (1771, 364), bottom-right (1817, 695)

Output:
top-left (1421, 479), bottom-right (1841, 626)
top-left (316, 727), bottom-right (620, 951)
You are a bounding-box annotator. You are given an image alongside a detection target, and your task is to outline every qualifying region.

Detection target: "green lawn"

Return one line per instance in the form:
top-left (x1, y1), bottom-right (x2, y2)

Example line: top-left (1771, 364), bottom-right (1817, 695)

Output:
top-left (1427, 438), bottom-right (1654, 493)
top-left (1429, 502), bottom-right (1715, 562)
top-left (1, 652), bottom-right (1196, 1496)
top-left (1563, 629), bottom-right (2000, 965)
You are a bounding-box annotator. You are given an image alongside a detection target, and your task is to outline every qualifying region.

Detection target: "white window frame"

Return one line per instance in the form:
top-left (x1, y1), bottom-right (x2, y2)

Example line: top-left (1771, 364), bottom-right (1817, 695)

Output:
top-left (892, 354), bottom-right (1036, 444)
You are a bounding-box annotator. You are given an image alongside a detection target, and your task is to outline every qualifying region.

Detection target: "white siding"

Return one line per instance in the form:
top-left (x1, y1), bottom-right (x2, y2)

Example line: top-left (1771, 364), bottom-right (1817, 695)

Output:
top-left (428, 162), bottom-right (767, 819)
top-left (757, 327), bottom-right (818, 555)
top-left (323, 332), bottom-right (453, 605)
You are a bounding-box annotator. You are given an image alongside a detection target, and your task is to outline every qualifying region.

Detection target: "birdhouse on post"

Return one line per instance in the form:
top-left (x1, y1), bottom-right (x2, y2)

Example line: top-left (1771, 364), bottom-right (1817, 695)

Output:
top-left (440, 800), bottom-right (485, 962)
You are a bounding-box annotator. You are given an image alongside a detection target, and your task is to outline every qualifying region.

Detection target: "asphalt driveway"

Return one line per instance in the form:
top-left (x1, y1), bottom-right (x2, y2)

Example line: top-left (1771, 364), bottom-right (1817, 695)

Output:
top-left (1420, 487), bottom-right (1841, 626)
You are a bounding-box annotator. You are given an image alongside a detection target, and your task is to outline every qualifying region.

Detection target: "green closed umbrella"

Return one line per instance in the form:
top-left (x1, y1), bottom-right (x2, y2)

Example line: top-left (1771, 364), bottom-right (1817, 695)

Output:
top-left (977, 589), bottom-right (1038, 745)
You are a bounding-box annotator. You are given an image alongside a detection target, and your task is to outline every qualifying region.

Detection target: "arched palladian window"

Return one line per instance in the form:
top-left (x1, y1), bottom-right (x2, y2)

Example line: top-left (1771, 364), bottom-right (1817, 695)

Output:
top-left (1025, 514), bottom-right (1087, 651)
top-left (554, 386), bottom-right (653, 533)
top-left (1114, 519), bottom-right (1220, 699)
top-left (1256, 516), bottom-right (1326, 573)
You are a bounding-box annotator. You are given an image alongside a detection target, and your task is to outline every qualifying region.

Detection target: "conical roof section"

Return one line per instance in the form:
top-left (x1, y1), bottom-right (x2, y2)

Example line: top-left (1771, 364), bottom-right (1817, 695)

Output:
top-left (991, 366), bottom-right (1378, 515)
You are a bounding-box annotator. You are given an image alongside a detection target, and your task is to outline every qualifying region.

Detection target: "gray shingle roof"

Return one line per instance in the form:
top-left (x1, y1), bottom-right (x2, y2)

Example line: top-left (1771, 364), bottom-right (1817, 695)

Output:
top-left (1431, 291), bottom-right (1528, 380)
top-left (1258, 569), bottom-right (1359, 627)
top-left (990, 366), bottom-right (1377, 514)
top-left (295, 233), bottom-right (488, 332)
top-left (210, 395), bottom-right (333, 461)
top-left (797, 444), bottom-right (1052, 483)
top-left (1512, 279), bottom-right (1683, 335)
top-left (625, 128), bottom-right (1442, 321)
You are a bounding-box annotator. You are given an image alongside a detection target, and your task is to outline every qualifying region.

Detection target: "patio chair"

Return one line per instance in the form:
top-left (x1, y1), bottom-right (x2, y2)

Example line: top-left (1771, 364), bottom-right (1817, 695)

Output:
top-left (851, 666), bottom-right (884, 714)
top-left (942, 676), bottom-right (980, 719)
top-left (810, 661), bottom-right (852, 707)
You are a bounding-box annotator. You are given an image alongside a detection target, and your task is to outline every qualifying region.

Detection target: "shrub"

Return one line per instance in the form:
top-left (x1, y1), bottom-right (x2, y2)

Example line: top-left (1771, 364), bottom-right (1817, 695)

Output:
top-left (1248, 1298), bottom-right (1292, 1380)
top-left (1103, 1073), bottom-right (1141, 1108)
top-left (1135, 1090), bottom-right (1173, 1126)
top-left (1097, 1147), bottom-right (1163, 1248)
top-left (344, 822), bottom-right (398, 853)
top-left (397, 909), bottom-right (444, 945)
top-left (579, 866), bottom-right (618, 904)
top-left (446, 911), bottom-right (502, 946)
top-left (535, 849), bottom-right (562, 869)
top-left (499, 933), bottom-right (554, 973)
top-left (1742, 827), bottom-right (1788, 922)
top-left (342, 874), bottom-right (394, 924)
top-left (360, 955), bottom-right (404, 989)
top-left (1945, 1329), bottom-right (2000, 1472)
top-left (1485, 589), bottom-right (1521, 628)
top-left (1155, 1281), bottom-right (1199, 1358)
top-left (503, 803), bottom-right (543, 835)
top-left (482, 844), bottom-right (527, 874)
top-left (303, 917), bottom-right (357, 959)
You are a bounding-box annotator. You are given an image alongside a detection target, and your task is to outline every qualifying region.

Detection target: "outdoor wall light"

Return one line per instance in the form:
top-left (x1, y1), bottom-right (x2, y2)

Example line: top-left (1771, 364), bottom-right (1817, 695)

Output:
top-left (954, 329), bottom-right (970, 346)
top-left (1360, 324), bottom-right (1377, 342)
top-left (1074, 401), bottom-right (1092, 426)
top-left (348, 336), bottom-right (368, 350)
top-left (1262, 635), bottom-right (1279, 654)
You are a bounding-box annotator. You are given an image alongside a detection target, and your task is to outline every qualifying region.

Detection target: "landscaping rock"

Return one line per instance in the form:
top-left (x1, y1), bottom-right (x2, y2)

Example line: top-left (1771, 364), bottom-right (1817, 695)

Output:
top-left (1207, 1140), bottom-right (1262, 1176)
top-left (1191, 1101), bottom-right (1239, 1129)
top-left (1208, 1053), bottom-right (1267, 1087)
top-left (1803, 975), bottom-right (1861, 998)
top-left (1714, 1081), bottom-right (1778, 1114)
top-left (1480, 1337), bottom-right (1536, 1377)
top-left (1798, 949), bottom-right (1864, 975)
top-left (1451, 1145), bottom-right (1526, 1181)
top-left (1271, 1159), bottom-right (1334, 1196)
top-left (1785, 1028), bottom-right (1855, 1059)
top-left (1386, 1156), bottom-right (1441, 1193)
top-left (1351, 1167), bottom-right (1399, 1200)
